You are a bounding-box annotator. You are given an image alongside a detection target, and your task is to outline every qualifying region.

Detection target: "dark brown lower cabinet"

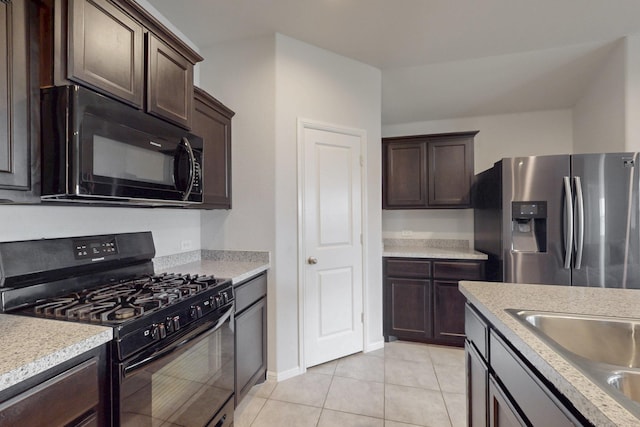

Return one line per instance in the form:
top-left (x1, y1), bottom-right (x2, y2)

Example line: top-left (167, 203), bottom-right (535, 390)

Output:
top-left (466, 340), bottom-right (488, 427)
top-left (235, 272), bottom-right (267, 406)
top-left (488, 377), bottom-right (526, 427)
top-left (0, 345), bottom-right (108, 427)
top-left (434, 280), bottom-right (467, 343)
top-left (384, 257), bottom-right (484, 346)
top-left (384, 277), bottom-right (431, 341)
top-left (465, 303), bottom-right (591, 427)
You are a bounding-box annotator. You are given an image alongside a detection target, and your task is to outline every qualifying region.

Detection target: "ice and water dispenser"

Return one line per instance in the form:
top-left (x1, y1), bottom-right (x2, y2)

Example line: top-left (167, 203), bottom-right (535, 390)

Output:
top-left (511, 201), bottom-right (547, 252)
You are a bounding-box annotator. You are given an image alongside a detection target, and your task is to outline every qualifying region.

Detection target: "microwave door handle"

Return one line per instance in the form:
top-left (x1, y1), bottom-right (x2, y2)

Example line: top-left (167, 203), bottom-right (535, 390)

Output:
top-left (178, 137), bottom-right (196, 201)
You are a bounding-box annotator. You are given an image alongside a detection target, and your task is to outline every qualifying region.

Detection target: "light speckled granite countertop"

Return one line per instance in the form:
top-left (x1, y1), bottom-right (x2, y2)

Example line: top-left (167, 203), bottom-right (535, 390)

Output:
top-left (383, 238), bottom-right (487, 260)
top-left (157, 250), bottom-right (270, 285)
top-left (0, 315), bottom-right (112, 392)
top-left (383, 245), bottom-right (488, 260)
top-left (460, 281), bottom-right (640, 427)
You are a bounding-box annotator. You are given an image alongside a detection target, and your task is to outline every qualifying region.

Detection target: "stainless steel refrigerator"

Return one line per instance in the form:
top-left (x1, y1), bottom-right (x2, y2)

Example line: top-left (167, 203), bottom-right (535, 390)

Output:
top-left (473, 153), bottom-right (640, 288)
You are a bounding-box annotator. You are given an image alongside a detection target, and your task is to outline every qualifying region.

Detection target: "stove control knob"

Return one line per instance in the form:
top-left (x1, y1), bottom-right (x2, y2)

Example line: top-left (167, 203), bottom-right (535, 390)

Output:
top-left (190, 305), bottom-right (203, 319)
top-left (166, 317), bottom-right (175, 333)
top-left (214, 295), bottom-right (223, 307)
top-left (158, 323), bottom-right (167, 339)
top-left (150, 324), bottom-right (160, 341)
top-left (222, 291), bottom-right (229, 304)
top-left (173, 316), bottom-right (181, 331)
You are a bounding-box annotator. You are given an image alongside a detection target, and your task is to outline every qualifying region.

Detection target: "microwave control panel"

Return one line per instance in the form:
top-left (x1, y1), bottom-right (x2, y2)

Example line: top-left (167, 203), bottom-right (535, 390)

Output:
top-left (73, 236), bottom-right (119, 259)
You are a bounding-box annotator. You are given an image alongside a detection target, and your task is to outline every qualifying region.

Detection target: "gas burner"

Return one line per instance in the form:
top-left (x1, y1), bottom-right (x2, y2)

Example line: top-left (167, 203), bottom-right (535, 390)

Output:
top-left (114, 307), bottom-right (136, 320)
top-left (28, 272), bottom-right (225, 324)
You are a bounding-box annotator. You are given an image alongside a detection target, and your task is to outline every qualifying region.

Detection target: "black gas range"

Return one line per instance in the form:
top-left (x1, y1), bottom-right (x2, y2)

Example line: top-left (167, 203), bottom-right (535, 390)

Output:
top-left (0, 232), bottom-right (235, 427)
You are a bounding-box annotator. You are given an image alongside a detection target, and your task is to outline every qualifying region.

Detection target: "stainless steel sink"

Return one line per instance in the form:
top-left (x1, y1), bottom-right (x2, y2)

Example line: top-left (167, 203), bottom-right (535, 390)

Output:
top-left (608, 371), bottom-right (640, 403)
top-left (507, 309), bottom-right (640, 417)
top-left (512, 310), bottom-right (640, 368)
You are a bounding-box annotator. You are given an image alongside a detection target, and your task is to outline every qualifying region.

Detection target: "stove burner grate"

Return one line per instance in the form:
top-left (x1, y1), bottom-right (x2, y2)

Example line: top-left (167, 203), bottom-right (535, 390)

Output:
top-left (29, 273), bottom-right (222, 324)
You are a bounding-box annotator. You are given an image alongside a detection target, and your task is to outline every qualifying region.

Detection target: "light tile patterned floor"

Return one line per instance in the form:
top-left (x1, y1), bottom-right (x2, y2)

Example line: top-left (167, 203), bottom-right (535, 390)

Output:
top-left (235, 341), bottom-right (466, 427)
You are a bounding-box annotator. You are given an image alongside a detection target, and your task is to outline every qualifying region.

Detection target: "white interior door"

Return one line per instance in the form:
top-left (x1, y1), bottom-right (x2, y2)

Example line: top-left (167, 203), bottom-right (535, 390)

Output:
top-left (302, 125), bottom-right (364, 368)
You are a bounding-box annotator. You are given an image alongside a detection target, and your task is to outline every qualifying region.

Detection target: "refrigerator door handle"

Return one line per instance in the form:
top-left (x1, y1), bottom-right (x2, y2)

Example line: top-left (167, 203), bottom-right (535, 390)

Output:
top-left (574, 176), bottom-right (585, 269)
top-left (563, 176), bottom-right (574, 269)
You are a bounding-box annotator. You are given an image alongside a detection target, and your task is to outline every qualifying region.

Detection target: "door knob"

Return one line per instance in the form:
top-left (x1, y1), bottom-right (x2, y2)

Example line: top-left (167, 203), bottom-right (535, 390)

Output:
top-left (308, 257), bottom-right (318, 265)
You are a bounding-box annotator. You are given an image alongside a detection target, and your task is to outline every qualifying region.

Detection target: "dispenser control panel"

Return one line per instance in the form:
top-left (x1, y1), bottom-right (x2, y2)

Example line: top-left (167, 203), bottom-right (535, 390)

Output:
top-left (512, 201), bottom-right (547, 219)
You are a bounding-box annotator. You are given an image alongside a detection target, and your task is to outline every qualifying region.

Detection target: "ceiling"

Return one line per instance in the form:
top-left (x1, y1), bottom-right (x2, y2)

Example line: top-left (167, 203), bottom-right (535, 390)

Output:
top-left (147, 0), bottom-right (640, 124)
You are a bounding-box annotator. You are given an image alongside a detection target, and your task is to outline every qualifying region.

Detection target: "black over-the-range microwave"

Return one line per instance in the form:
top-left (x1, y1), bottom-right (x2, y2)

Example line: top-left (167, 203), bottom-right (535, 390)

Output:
top-left (41, 85), bottom-right (204, 206)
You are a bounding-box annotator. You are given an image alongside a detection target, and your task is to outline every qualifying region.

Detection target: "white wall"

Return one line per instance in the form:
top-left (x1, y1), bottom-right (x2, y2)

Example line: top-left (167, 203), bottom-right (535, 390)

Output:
top-left (382, 109), bottom-right (573, 241)
top-left (382, 210), bottom-right (474, 243)
top-left (197, 34), bottom-right (382, 377)
top-left (573, 39), bottom-right (626, 153)
top-left (0, 205), bottom-right (200, 256)
top-left (198, 37), bottom-right (276, 252)
top-left (197, 36), bottom-right (278, 372)
top-left (625, 35), bottom-right (640, 151)
top-left (274, 34), bottom-right (382, 375)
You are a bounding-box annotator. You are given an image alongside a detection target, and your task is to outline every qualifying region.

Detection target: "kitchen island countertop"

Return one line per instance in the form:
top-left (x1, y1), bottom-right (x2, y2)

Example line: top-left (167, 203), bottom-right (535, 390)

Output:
top-left (460, 280), bottom-right (640, 427)
top-left (0, 315), bottom-right (112, 393)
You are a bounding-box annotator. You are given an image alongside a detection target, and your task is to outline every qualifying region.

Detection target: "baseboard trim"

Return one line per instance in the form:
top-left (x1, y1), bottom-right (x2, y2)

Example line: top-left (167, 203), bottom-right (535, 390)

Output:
top-left (267, 366), bottom-right (304, 382)
top-left (364, 339), bottom-right (385, 353)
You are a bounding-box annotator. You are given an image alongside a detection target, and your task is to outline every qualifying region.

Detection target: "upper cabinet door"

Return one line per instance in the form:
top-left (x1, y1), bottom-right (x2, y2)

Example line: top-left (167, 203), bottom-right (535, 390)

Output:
top-left (146, 33), bottom-right (193, 129)
top-left (428, 134), bottom-right (475, 207)
top-left (383, 140), bottom-right (428, 208)
top-left (0, 0), bottom-right (33, 195)
top-left (67, 0), bottom-right (144, 107)
top-left (383, 131), bottom-right (477, 209)
top-left (192, 88), bottom-right (234, 209)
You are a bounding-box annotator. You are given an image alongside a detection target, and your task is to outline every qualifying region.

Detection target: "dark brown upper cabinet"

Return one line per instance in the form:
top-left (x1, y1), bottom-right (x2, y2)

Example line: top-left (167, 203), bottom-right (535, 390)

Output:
top-left (382, 131), bottom-right (477, 209)
top-left (0, 0), bottom-right (40, 203)
top-left (147, 33), bottom-right (193, 128)
top-left (428, 134), bottom-right (475, 206)
top-left (192, 87), bottom-right (234, 209)
top-left (59, 0), bottom-right (202, 128)
top-left (382, 141), bottom-right (428, 208)
top-left (67, 0), bottom-right (144, 107)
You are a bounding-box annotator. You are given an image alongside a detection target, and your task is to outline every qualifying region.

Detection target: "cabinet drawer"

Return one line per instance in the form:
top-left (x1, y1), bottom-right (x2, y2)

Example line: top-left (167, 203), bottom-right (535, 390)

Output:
top-left (433, 261), bottom-right (483, 280)
top-left (235, 273), bottom-right (267, 313)
top-left (0, 358), bottom-right (99, 426)
top-left (385, 258), bottom-right (431, 278)
top-left (465, 304), bottom-right (488, 359)
top-left (490, 331), bottom-right (579, 427)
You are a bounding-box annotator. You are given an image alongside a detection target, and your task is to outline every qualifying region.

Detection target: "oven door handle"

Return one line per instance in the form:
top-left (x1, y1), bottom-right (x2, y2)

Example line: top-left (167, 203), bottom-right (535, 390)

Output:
top-left (124, 305), bottom-right (233, 375)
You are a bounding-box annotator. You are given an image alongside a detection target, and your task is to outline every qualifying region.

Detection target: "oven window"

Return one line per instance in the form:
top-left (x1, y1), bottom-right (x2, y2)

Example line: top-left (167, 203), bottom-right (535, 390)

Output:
top-left (93, 135), bottom-right (174, 186)
top-left (119, 318), bottom-right (234, 427)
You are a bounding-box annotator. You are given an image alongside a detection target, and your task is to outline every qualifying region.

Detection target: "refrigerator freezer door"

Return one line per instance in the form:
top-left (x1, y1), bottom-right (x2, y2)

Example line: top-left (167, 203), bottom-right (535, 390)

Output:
top-left (503, 156), bottom-right (571, 285)
top-left (571, 153), bottom-right (640, 288)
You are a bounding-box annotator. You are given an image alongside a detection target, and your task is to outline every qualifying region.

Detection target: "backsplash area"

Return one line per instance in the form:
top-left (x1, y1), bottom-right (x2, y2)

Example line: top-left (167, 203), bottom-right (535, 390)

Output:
top-left (382, 209), bottom-right (474, 245)
top-left (153, 249), bottom-right (270, 271)
top-left (383, 238), bottom-right (470, 249)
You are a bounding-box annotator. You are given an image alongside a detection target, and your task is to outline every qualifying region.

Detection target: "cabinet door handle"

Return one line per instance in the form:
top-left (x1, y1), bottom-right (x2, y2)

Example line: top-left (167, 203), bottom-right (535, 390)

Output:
top-left (307, 257), bottom-right (318, 265)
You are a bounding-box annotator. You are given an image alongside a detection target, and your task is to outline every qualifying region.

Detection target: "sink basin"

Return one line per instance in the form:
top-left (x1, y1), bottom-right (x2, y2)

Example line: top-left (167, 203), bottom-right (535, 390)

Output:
top-left (510, 310), bottom-right (640, 368)
top-left (609, 371), bottom-right (640, 403)
top-left (507, 309), bottom-right (640, 416)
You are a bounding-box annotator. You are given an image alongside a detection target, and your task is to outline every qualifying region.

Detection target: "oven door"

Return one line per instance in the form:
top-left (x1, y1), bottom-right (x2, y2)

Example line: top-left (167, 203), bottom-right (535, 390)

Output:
top-left (115, 306), bottom-right (234, 427)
